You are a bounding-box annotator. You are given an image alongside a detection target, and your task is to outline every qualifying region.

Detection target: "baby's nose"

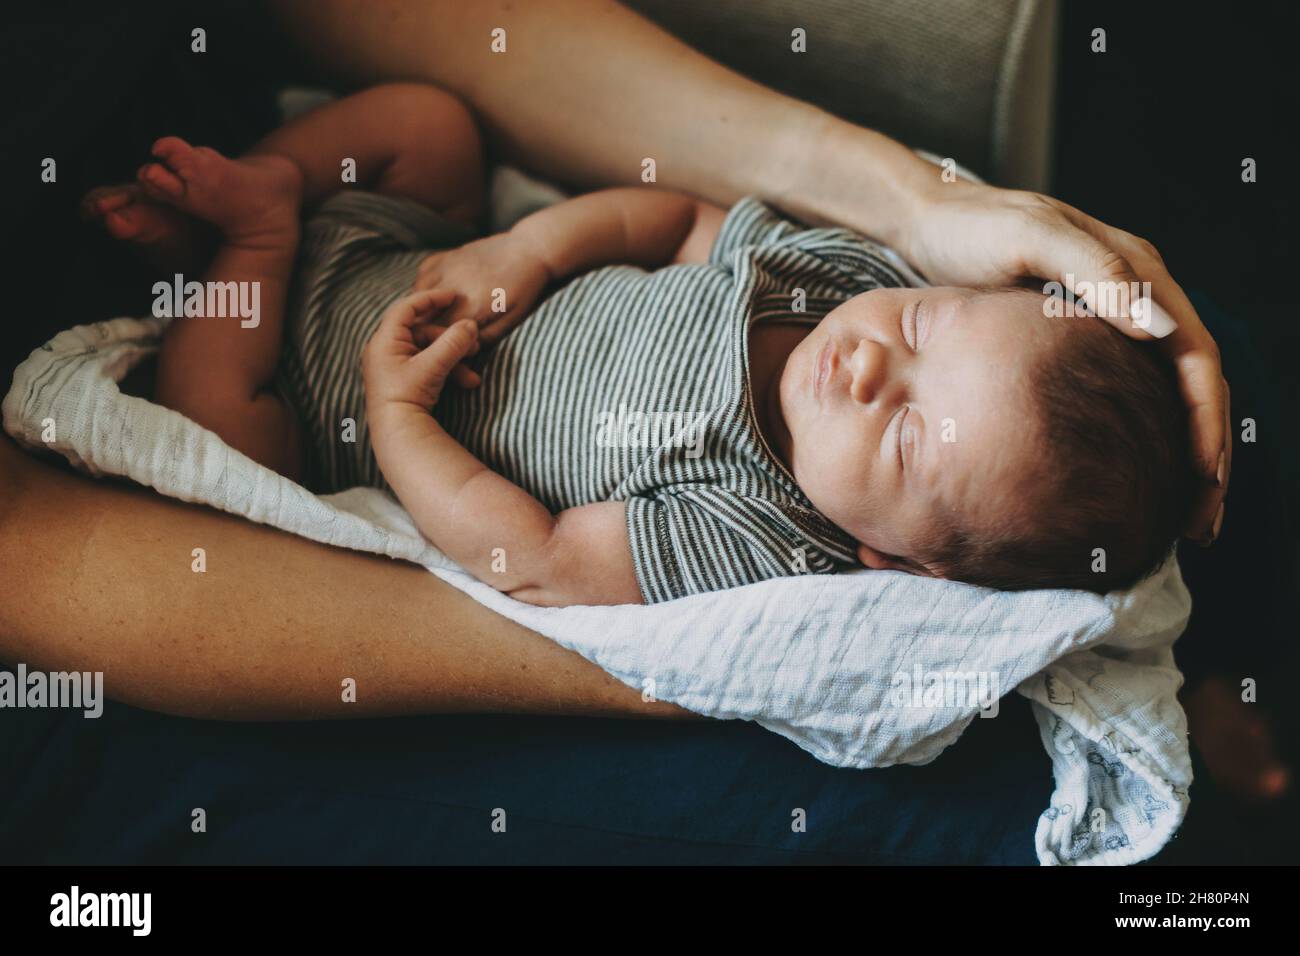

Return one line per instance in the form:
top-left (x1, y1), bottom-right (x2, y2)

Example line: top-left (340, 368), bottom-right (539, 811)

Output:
top-left (848, 338), bottom-right (890, 405)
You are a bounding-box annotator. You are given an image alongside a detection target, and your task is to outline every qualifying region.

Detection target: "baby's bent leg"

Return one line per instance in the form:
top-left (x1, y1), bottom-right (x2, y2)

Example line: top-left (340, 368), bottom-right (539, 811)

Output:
top-left (247, 83), bottom-right (484, 225)
top-left (159, 232), bottom-right (305, 480)
top-left (83, 84), bottom-right (484, 277)
top-left (144, 141), bottom-right (306, 479)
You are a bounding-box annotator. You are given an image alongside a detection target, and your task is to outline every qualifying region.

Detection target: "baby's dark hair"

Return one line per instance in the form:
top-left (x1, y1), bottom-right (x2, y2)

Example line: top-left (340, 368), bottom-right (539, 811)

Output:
top-left (927, 299), bottom-right (1196, 593)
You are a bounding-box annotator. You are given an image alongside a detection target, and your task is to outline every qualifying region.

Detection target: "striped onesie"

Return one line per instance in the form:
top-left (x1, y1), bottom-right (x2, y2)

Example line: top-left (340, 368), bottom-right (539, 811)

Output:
top-left (276, 193), bottom-right (912, 602)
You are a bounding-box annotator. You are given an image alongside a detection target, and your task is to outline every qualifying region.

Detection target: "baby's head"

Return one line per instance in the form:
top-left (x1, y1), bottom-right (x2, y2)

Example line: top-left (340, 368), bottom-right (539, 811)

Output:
top-left (774, 286), bottom-right (1195, 592)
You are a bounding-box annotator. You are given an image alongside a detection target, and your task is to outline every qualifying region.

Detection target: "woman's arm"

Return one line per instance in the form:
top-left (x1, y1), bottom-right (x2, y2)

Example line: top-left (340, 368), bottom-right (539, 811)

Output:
top-left (0, 435), bottom-right (683, 720)
top-left (272, 0), bottom-right (1229, 541)
top-left (271, 0), bottom-right (920, 247)
top-left (411, 187), bottom-right (720, 346)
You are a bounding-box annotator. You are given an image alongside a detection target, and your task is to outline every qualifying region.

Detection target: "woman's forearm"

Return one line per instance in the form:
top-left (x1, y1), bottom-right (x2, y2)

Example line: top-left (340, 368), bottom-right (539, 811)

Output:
top-left (0, 436), bottom-right (684, 720)
top-left (271, 0), bottom-right (933, 247)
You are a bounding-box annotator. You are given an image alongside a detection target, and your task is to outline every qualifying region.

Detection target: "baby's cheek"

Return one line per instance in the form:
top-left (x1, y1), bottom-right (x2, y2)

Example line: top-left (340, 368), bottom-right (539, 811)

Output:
top-left (825, 456), bottom-right (884, 537)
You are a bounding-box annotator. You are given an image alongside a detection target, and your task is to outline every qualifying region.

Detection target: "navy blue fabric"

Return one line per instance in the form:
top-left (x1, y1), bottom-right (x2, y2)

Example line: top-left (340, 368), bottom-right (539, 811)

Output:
top-left (0, 685), bottom-right (1048, 864)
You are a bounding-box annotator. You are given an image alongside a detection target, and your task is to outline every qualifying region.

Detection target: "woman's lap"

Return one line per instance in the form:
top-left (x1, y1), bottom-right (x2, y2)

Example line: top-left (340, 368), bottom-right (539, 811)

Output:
top-left (0, 435), bottom-right (671, 721)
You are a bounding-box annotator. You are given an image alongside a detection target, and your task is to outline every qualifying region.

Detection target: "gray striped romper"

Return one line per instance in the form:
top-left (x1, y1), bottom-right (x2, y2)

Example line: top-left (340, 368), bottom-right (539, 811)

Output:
top-left (276, 193), bottom-right (911, 602)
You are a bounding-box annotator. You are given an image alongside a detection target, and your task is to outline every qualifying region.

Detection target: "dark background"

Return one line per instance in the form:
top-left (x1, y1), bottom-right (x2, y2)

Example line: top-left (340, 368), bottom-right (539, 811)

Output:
top-left (1, 1), bottom-right (1297, 865)
top-left (1055, 1), bottom-right (1299, 415)
top-left (1054, 2), bottom-right (1300, 862)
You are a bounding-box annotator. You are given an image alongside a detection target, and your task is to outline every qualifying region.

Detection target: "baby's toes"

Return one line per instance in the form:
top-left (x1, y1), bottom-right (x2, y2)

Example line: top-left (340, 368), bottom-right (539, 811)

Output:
top-left (150, 136), bottom-right (207, 184)
top-left (137, 161), bottom-right (186, 202)
top-left (80, 184), bottom-right (137, 218)
top-left (101, 206), bottom-right (149, 241)
top-left (150, 135), bottom-right (197, 170)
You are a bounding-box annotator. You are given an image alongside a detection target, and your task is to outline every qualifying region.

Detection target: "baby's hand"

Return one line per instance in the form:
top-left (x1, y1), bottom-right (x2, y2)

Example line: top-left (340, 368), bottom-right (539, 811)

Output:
top-left (411, 233), bottom-right (551, 345)
top-left (363, 289), bottom-right (480, 413)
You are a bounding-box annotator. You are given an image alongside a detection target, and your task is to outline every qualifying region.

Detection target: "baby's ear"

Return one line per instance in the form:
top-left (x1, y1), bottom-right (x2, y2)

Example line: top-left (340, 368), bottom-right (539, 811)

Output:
top-left (856, 542), bottom-right (936, 577)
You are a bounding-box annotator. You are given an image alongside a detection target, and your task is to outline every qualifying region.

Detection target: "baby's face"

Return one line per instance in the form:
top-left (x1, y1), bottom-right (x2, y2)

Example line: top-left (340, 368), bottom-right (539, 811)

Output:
top-left (775, 287), bottom-right (1057, 573)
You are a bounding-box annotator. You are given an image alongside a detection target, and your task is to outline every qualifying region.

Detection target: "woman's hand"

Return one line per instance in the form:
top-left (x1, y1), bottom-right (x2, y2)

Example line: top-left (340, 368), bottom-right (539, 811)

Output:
top-left (411, 233), bottom-right (551, 346)
top-left (362, 289), bottom-right (481, 413)
top-left (899, 178), bottom-right (1229, 543)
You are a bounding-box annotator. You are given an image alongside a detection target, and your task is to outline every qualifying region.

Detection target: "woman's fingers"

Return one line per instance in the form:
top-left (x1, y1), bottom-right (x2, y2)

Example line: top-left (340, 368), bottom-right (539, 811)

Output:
top-left (1021, 204), bottom-right (1176, 339)
top-left (1019, 202), bottom-right (1230, 539)
top-left (1171, 345), bottom-right (1228, 473)
top-left (1075, 217), bottom-right (1180, 340)
top-left (1096, 223), bottom-right (1230, 484)
top-left (1202, 374), bottom-right (1231, 541)
top-left (1175, 359), bottom-right (1230, 542)
top-left (1090, 220), bottom-right (1233, 534)
top-left (1215, 375), bottom-right (1231, 538)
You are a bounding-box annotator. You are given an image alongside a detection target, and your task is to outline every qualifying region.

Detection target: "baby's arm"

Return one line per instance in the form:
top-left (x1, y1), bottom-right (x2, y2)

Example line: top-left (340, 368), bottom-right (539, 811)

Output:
top-left (363, 291), bottom-right (642, 607)
top-left (412, 187), bottom-right (725, 337)
top-left (510, 188), bottom-right (724, 275)
top-left (366, 189), bottom-right (728, 605)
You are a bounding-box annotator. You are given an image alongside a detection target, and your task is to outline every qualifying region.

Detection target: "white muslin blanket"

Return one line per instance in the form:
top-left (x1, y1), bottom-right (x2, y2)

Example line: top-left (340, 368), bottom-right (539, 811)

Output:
top-left (4, 312), bottom-right (1193, 865)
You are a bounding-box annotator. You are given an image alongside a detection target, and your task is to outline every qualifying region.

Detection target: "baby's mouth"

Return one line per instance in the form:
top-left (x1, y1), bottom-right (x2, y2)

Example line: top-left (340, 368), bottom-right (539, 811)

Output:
top-left (813, 338), bottom-right (837, 403)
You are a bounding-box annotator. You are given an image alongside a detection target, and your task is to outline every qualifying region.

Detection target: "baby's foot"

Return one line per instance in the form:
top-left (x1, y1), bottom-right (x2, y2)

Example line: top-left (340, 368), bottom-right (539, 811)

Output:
top-left (1185, 676), bottom-right (1291, 803)
top-left (135, 137), bottom-right (303, 247)
top-left (81, 184), bottom-right (214, 274)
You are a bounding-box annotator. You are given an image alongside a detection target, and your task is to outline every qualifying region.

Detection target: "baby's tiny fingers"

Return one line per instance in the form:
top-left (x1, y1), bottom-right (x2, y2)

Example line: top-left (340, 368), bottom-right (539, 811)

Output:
top-left (452, 363), bottom-right (481, 389)
top-left (480, 308), bottom-right (525, 344)
top-left (411, 267), bottom-right (444, 292)
top-left (409, 288), bottom-right (456, 317)
top-left (384, 289), bottom-right (456, 330)
top-left (415, 322), bottom-right (479, 354)
top-left (440, 296), bottom-right (483, 329)
top-left (412, 322), bottom-right (448, 349)
top-left (413, 319), bottom-right (478, 383)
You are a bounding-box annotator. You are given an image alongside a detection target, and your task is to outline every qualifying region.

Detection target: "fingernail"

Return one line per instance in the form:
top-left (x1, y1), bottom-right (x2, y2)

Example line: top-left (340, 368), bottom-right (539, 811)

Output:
top-left (1195, 502), bottom-right (1225, 547)
top-left (1215, 450), bottom-right (1226, 487)
top-left (1134, 298), bottom-right (1177, 338)
top-left (1195, 502), bottom-right (1224, 547)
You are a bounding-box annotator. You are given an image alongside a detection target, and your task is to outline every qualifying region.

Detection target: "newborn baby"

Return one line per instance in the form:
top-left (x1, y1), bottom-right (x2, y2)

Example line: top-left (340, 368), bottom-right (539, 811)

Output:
top-left (86, 84), bottom-right (1193, 606)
